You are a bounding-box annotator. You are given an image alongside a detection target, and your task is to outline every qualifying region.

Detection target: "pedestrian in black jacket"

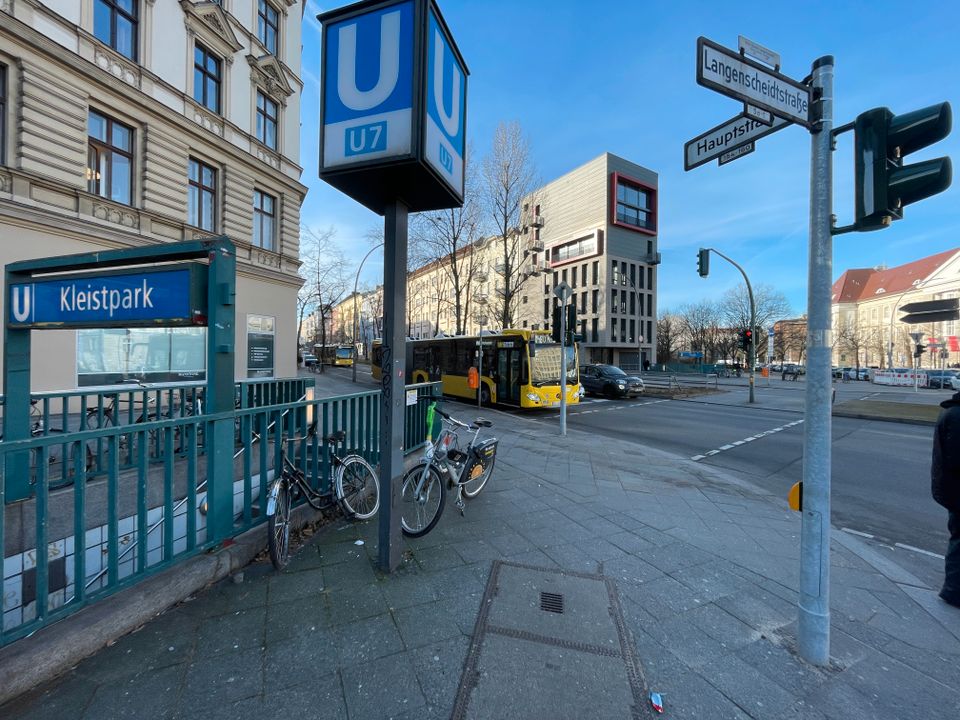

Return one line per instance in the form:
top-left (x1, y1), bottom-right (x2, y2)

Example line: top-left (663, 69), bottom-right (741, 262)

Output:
top-left (932, 390), bottom-right (960, 608)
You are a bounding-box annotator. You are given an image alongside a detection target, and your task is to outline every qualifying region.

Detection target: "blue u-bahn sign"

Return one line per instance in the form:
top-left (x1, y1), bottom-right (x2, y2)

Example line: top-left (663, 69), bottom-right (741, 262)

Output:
top-left (7, 264), bottom-right (208, 329)
top-left (319, 0), bottom-right (468, 214)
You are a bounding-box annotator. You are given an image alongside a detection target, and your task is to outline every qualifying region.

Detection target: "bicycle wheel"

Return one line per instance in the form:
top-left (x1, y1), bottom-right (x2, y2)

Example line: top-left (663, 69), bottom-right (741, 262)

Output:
top-left (461, 451), bottom-right (495, 499)
top-left (336, 455), bottom-right (380, 520)
top-left (267, 476), bottom-right (293, 570)
top-left (400, 464), bottom-right (445, 537)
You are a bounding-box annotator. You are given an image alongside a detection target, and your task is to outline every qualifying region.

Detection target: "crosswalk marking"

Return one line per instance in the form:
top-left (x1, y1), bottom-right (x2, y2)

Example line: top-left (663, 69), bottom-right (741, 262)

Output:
top-left (690, 418), bottom-right (805, 461)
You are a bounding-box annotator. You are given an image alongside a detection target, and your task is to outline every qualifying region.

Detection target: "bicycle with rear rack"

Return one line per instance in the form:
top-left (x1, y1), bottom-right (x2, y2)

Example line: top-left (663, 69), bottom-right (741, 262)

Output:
top-left (400, 402), bottom-right (498, 538)
top-left (267, 430), bottom-right (380, 569)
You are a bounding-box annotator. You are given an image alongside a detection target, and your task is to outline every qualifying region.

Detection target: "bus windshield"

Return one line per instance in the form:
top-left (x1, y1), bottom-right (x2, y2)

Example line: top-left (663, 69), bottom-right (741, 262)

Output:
top-left (336, 347), bottom-right (353, 359)
top-left (530, 344), bottom-right (577, 385)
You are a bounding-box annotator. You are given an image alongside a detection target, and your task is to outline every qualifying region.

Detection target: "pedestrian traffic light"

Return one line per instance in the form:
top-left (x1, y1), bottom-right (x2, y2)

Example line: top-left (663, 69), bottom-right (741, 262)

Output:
top-left (854, 102), bottom-right (952, 231)
top-left (697, 248), bottom-right (710, 278)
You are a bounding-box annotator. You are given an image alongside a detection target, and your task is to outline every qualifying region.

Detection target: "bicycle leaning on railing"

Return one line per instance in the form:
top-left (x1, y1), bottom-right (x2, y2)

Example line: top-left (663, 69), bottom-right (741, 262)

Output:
top-left (266, 431), bottom-right (380, 569)
top-left (400, 402), bottom-right (498, 538)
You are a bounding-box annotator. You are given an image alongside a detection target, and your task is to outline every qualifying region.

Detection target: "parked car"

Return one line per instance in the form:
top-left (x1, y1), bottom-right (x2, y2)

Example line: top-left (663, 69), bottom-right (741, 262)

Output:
top-left (926, 370), bottom-right (959, 389)
top-left (579, 364), bottom-right (644, 398)
top-left (951, 375), bottom-right (960, 391)
top-left (301, 353), bottom-right (318, 368)
top-left (782, 363), bottom-right (805, 379)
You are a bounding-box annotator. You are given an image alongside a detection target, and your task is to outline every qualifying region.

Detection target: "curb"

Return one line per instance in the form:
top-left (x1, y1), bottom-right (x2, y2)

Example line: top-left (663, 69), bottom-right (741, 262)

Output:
top-left (830, 410), bottom-right (936, 427)
top-left (0, 503), bottom-right (320, 707)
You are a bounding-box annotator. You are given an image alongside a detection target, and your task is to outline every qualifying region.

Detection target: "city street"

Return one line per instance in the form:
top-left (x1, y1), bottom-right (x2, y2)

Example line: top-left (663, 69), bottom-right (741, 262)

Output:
top-left (309, 367), bottom-right (951, 573)
top-left (522, 378), bottom-right (951, 579)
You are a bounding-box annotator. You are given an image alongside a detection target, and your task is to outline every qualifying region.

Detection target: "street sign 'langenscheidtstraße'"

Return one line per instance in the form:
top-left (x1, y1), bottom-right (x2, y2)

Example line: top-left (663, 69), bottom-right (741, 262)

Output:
top-left (684, 113), bottom-right (788, 170)
top-left (697, 37), bottom-right (812, 128)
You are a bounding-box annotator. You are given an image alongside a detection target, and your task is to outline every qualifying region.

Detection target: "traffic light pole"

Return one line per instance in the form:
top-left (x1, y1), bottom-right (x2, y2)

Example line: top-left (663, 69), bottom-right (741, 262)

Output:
top-left (799, 55), bottom-right (834, 667)
top-left (705, 248), bottom-right (757, 403)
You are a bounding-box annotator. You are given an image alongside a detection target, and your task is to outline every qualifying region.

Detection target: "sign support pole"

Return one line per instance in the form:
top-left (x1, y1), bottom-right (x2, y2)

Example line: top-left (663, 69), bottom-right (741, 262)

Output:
top-left (799, 55), bottom-right (834, 667)
top-left (560, 298), bottom-right (567, 437)
top-left (378, 200), bottom-right (408, 573)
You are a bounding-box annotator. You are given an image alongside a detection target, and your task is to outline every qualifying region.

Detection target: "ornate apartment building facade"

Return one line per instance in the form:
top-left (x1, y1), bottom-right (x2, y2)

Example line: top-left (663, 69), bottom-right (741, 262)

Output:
top-left (831, 248), bottom-right (960, 368)
top-left (0, 0), bottom-right (307, 388)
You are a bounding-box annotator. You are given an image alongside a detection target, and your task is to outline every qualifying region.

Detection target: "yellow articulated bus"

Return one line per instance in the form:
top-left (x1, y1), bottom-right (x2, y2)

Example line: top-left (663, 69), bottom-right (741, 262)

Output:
top-left (315, 344), bottom-right (355, 367)
top-left (381, 329), bottom-right (580, 409)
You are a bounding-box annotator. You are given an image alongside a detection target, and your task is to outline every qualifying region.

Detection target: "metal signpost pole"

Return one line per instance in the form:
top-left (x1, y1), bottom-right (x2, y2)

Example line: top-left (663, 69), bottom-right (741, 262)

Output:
top-left (799, 55), bottom-right (834, 667)
top-left (378, 201), bottom-right (408, 573)
top-left (561, 301), bottom-right (568, 435)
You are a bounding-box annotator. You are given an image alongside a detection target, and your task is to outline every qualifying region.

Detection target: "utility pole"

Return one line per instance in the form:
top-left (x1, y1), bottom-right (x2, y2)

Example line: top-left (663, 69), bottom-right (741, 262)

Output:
top-left (352, 243), bottom-right (384, 383)
top-left (553, 281), bottom-right (572, 436)
top-left (701, 248), bottom-right (757, 403)
top-left (799, 55), bottom-right (834, 667)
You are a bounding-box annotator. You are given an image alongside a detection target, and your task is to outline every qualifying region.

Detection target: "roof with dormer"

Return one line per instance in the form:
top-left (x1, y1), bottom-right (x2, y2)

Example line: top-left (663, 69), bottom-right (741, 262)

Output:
top-left (830, 248), bottom-right (959, 304)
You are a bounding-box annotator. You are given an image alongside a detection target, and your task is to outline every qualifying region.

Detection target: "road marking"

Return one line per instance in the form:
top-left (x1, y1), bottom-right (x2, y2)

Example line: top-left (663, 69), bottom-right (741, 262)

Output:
top-left (841, 527), bottom-right (874, 539)
top-left (895, 542), bottom-right (945, 559)
top-left (690, 419), bottom-right (805, 461)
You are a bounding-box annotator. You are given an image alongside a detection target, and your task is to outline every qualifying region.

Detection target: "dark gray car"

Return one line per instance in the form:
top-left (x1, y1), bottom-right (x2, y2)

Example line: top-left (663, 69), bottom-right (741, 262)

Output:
top-left (579, 364), bottom-right (644, 398)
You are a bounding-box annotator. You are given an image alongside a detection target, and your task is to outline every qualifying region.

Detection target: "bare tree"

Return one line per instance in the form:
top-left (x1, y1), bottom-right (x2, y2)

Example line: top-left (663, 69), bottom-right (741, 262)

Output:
top-left (677, 301), bottom-right (723, 362)
top-left (412, 150), bottom-right (482, 335)
top-left (481, 121), bottom-right (539, 329)
top-left (720, 283), bottom-right (793, 334)
top-left (299, 226), bottom-right (350, 372)
top-left (656, 311), bottom-right (680, 364)
top-left (775, 318), bottom-right (808, 363)
top-left (835, 316), bottom-right (875, 373)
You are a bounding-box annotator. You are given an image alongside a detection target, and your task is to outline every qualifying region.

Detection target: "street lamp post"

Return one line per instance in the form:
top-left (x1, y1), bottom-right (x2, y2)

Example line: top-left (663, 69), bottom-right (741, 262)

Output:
top-left (352, 242), bottom-right (384, 383)
top-left (702, 248), bottom-right (757, 403)
top-left (627, 278), bottom-right (644, 373)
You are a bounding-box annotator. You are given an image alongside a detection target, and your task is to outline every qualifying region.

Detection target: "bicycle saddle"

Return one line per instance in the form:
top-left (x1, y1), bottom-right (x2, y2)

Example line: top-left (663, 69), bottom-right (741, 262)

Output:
top-left (472, 418), bottom-right (492, 428)
top-left (325, 430), bottom-right (347, 444)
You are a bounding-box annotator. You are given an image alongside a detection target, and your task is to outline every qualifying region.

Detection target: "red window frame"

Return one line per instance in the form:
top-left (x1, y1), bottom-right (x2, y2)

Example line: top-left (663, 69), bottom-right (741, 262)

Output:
top-left (610, 172), bottom-right (657, 236)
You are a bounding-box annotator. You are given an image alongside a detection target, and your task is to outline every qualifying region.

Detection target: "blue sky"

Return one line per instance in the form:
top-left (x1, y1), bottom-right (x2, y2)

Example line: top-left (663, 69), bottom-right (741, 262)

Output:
top-left (301, 0), bottom-right (960, 317)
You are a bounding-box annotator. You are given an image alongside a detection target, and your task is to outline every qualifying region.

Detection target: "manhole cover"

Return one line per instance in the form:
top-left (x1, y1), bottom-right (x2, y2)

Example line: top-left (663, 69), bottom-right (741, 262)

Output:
top-left (453, 560), bottom-right (648, 720)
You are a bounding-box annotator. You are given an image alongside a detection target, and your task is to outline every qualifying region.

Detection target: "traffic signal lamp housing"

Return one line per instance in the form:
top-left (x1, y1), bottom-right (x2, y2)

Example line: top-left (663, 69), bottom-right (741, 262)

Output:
top-left (697, 248), bottom-right (710, 278)
top-left (742, 328), bottom-right (754, 351)
top-left (914, 343), bottom-right (925, 358)
top-left (853, 102), bottom-right (952, 231)
top-left (551, 304), bottom-right (578, 344)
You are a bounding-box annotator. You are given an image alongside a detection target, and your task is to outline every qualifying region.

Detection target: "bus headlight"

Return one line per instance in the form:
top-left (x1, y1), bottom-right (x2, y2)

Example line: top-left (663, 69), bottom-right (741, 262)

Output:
top-left (525, 392), bottom-right (540, 403)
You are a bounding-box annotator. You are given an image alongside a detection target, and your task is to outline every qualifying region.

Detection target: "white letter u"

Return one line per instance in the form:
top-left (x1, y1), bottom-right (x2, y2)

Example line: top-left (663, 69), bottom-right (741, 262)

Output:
top-left (432, 29), bottom-right (460, 137)
top-left (338, 11), bottom-right (401, 112)
top-left (12, 286), bottom-right (31, 322)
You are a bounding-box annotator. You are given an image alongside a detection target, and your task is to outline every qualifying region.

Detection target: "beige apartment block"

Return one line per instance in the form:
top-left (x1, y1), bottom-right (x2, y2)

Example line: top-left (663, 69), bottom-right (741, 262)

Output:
top-left (516, 152), bottom-right (659, 371)
top-left (831, 248), bottom-right (960, 369)
top-left (0, 0), bottom-right (307, 389)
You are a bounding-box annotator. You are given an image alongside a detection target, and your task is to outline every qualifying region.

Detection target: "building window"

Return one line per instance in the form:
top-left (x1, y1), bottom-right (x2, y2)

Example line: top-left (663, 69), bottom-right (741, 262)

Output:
top-left (581, 264), bottom-right (587, 286)
top-left (621, 318), bottom-right (627, 341)
top-left (592, 261), bottom-right (599, 285)
top-left (0, 64), bottom-right (6, 165)
top-left (188, 158), bottom-right (217, 231)
top-left (550, 232), bottom-right (598, 266)
top-left (621, 262), bottom-right (627, 286)
top-left (630, 293), bottom-right (635, 315)
top-left (611, 321), bottom-right (617, 343)
top-left (253, 190), bottom-right (276, 250)
top-left (592, 290), bottom-right (599, 313)
top-left (580, 293), bottom-right (587, 314)
top-left (629, 320), bottom-right (636, 344)
top-left (256, 91), bottom-right (278, 149)
top-left (612, 173), bottom-right (657, 234)
top-left (522, 295), bottom-right (528, 304)
top-left (591, 318), bottom-right (598, 343)
top-left (194, 44), bottom-right (221, 114)
top-left (258, 0), bottom-right (280, 55)
top-left (87, 110), bottom-right (133, 205)
top-left (611, 289), bottom-right (617, 314)
top-left (543, 299), bottom-right (549, 320)
top-left (94, 0), bottom-right (138, 61)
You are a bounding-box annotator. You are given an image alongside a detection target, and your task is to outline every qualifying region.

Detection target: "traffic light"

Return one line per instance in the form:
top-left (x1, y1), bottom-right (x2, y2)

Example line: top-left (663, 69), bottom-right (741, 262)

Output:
top-left (742, 328), bottom-right (754, 351)
top-left (914, 343), bottom-right (925, 358)
top-left (697, 248), bottom-right (710, 278)
top-left (565, 304), bottom-right (577, 344)
top-left (551, 305), bottom-right (562, 343)
top-left (854, 103), bottom-right (952, 231)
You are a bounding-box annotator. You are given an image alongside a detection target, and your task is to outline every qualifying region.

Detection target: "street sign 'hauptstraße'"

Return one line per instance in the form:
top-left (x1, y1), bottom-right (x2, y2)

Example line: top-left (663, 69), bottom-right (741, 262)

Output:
top-left (684, 113), bottom-right (788, 170)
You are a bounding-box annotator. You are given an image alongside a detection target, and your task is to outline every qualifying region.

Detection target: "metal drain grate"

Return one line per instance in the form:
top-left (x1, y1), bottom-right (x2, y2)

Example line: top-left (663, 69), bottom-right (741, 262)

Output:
top-left (540, 591), bottom-right (564, 614)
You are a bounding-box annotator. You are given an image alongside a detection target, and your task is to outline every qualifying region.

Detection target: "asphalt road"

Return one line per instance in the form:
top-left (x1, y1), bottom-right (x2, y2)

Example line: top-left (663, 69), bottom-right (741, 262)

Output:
top-left (525, 379), bottom-right (951, 560)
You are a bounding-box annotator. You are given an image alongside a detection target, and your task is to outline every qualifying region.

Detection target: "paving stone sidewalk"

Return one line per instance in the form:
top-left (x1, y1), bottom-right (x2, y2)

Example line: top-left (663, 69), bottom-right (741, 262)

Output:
top-left (2, 409), bottom-right (959, 719)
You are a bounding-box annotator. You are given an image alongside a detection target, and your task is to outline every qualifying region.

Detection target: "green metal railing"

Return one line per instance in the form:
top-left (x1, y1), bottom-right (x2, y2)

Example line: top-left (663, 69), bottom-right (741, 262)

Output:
top-left (0, 379), bottom-right (440, 646)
